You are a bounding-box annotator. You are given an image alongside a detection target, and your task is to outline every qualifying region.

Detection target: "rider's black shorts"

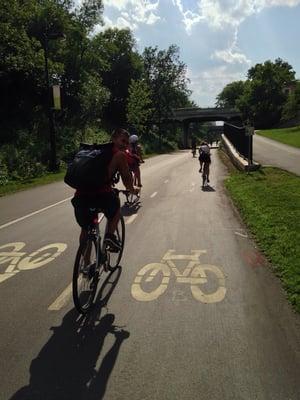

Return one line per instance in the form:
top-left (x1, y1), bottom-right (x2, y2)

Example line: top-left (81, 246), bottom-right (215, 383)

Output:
top-left (199, 153), bottom-right (211, 163)
top-left (71, 191), bottom-right (120, 229)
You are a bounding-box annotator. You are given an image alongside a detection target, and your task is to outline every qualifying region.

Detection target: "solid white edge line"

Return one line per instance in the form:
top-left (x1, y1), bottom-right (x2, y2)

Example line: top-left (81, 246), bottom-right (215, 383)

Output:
top-left (0, 197), bottom-right (73, 230)
top-left (126, 214), bottom-right (138, 224)
top-left (235, 231), bottom-right (248, 238)
top-left (150, 192), bottom-right (158, 198)
top-left (48, 282), bottom-right (72, 311)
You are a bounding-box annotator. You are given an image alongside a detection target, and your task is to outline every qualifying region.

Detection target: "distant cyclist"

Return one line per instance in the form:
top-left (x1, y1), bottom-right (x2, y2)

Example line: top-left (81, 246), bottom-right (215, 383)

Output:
top-left (191, 136), bottom-right (197, 157)
top-left (126, 134), bottom-right (143, 187)
top-left (198, 141), bottom-right (211, 183)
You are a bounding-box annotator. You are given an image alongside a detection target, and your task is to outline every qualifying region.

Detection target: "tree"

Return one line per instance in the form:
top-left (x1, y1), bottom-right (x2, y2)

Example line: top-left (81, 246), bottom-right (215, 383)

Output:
top-left (215, 81), bottom-right (245, 108)
top-left (237, 58), bottom-right (295, 127)
top-left (142, 44), bottom-right (191, 142)
top-left (281, 81), bottom-right (300, 122)
top-left (126, 79), bottom-right (153, 136)
top-left (92, 28), bottom-right (143, 127)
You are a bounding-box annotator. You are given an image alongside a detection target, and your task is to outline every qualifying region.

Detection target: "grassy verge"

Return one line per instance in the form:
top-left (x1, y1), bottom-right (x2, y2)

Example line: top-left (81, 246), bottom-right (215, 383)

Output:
top-left (257, 126), bottom-right (300, 148)
top-left (0, 150), bottom-right (173, 197)
top-left (225, 166), bottom-right (300, 312)
top-left (0, 169), bottom-right (66, 197)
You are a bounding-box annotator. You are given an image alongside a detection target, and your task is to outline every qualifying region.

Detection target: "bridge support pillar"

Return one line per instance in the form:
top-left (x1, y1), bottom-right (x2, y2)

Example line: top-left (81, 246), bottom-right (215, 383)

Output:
top-left (183, 121), bottom-right (189, 148)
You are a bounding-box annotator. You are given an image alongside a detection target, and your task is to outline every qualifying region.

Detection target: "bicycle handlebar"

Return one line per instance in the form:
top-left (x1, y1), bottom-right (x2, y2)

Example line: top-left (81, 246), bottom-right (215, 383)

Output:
top-left (112, 188), bottom-right (131, 196)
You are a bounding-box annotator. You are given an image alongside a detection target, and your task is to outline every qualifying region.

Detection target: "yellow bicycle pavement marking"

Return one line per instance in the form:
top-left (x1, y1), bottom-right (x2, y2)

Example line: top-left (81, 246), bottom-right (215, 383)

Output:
top-left (0, 242), bottom-right (67, 284)
top-left (131, 250), bottom-right (227, 303)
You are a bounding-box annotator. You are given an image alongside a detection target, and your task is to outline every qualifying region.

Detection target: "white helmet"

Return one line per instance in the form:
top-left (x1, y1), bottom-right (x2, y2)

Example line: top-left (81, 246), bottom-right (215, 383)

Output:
top-left (129, 134), bottom-right (138, 143)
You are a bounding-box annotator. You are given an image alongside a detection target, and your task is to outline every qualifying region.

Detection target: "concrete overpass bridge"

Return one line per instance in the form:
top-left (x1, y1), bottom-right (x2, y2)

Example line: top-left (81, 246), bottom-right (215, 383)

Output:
top-left (166, 107), bottom-right (243, 147)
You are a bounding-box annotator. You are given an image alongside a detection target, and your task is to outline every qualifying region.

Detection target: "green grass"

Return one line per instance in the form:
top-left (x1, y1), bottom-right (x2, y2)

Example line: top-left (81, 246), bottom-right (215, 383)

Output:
top-left (0, 169), bottom-right (66, 197)
top-left (225, 167), bottom-right (300, 312)
top-left (257, 126), bottom-right (300, 148)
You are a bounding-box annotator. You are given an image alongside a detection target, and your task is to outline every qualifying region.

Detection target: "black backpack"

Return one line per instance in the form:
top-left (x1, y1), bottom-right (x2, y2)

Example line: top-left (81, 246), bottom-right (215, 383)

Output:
top-left (64, 142), bottom-right (114, 190)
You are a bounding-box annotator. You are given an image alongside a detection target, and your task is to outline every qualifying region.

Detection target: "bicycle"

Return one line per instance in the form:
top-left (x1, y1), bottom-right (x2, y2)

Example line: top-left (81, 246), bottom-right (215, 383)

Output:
top-left (202, 161), bottom-right (210, 188)
top-left (72, 189), bottom-right (128, 314)
top-left (124, 171), bottom-right (141, 206)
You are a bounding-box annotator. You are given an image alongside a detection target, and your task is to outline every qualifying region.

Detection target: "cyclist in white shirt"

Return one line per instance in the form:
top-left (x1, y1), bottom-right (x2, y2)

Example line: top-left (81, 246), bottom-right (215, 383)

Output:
top-left (198, 141), bottom-right (211, 182)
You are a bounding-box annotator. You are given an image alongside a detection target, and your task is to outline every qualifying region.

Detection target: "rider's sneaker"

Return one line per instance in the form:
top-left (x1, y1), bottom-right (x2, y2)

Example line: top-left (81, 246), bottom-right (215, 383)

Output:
top-left (105, 233), bottom-right (121, 253)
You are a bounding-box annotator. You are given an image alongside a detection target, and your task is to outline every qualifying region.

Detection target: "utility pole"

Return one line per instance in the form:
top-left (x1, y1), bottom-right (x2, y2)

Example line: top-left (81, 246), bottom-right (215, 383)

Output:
top-left (42, 29), bottom-right (64, 171)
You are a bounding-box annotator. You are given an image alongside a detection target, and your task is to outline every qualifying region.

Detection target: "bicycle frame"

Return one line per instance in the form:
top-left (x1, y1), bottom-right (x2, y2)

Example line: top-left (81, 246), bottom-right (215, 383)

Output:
top-left (87, 211), bottom-right (109, 276)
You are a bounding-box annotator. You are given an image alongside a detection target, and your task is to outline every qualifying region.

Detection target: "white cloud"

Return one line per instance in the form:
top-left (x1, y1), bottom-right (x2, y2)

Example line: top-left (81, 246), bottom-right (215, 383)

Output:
top-left (187, 65), bottom-right (247, 106)
top-left (103, 0), bottom-right (161, 30)
top-left (172, 0), bottom-right (300, 32)
top-left (102, 15), bottom-right (137, 30)
top-left (212, 27), bottom-right (251, 65)
top-left (172, 0), bottom-right (204, 33)
top-left (214, 49), bottom-right (251, 64)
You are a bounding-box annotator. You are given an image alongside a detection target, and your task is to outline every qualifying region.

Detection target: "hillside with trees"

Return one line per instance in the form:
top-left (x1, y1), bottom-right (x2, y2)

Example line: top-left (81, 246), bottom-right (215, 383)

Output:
top-left (0, 0), bottom-right (193, 184)
top-left (216, 58), bottom-right (299, 129)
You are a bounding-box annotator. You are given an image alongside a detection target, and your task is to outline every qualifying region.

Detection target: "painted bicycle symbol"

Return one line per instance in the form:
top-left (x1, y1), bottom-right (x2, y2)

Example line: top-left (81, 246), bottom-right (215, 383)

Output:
top-left (131, 250), bottom-right (226, 303)
top-left (0, 242), bottom-right (67, 284)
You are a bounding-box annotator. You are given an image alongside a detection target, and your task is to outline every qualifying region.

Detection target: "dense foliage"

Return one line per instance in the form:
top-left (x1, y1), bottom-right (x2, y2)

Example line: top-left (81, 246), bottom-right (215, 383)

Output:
top-left (216, 58), bottom-right (298, 128)
top-left (0, 0), bottom-right (192, 182)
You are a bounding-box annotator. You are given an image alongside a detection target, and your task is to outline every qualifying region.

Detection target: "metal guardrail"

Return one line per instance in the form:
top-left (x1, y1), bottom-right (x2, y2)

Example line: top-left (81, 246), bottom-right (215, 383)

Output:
top-left (224, 122), bottom-right (253, 163)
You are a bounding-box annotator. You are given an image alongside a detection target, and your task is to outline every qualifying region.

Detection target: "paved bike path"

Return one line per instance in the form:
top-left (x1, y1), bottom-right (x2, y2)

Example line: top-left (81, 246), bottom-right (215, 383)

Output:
top-left (253, 134), bottom-right (300, 175)
top-left (0, 151), bottom-right (299, 400)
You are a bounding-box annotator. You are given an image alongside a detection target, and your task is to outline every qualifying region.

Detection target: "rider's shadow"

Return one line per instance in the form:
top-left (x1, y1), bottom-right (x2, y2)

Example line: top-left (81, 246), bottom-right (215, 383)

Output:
top-left (121, 201), bottom-right (142, 216)
top-left (10, 268), bottom-right (129, 400)
top-left (201, 185), bottom-right (215, 192)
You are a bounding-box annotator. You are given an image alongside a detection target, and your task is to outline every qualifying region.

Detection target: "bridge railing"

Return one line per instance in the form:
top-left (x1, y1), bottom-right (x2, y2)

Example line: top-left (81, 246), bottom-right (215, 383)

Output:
top-left (223, 122), bottom-right (252, 163)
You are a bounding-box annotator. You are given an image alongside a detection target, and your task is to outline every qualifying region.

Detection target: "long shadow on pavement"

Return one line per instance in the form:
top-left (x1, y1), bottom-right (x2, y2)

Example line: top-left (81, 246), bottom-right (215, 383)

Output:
top-left (201, 185), bottom-right (216, 192)
top-left (10, 267), bottom-right (129, 400)
top-left (121, 201), bottom-right (142, 216)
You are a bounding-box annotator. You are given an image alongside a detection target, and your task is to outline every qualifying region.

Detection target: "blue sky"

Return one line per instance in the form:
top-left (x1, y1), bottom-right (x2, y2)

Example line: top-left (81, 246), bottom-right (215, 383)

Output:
top-left (96, 0), bottom-right (300, 107)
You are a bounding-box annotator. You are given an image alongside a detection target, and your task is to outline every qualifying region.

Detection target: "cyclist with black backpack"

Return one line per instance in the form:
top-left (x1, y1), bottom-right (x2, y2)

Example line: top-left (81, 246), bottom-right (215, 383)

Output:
top-left (67, 128), bottom-right (139, 252)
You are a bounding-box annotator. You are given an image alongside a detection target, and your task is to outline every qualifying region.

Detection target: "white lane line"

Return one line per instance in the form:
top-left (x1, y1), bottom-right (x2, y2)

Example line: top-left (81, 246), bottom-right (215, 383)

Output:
top-left (235, 231), bottom-right (248, 238)
top-left (150, 192), bottom-right (158, 198)
top-left (126, 214), bottom-right (138, 224)
top-left (48, 282), bottom-right (72, 311)
top-left (0, 197), bottom-right (73, 230)
top-left (164, 179), bottom-right (169, 183)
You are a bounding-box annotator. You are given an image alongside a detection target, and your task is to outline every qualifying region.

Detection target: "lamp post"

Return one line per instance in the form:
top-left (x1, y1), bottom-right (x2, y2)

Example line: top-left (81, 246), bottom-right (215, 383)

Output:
top-left (42, 30), bottom-right (64, 171)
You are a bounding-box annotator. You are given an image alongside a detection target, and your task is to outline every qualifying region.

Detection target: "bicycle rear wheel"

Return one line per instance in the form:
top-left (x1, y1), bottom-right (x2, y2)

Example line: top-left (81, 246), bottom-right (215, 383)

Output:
top-left (108, 215), bottom-right (125, 270)
top-left (73, 237), bottom-right (98, 313)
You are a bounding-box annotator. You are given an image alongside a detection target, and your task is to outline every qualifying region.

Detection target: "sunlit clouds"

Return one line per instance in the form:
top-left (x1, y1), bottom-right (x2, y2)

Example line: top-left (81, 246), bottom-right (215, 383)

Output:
top-left (79, 0), bottom-right (300, 106)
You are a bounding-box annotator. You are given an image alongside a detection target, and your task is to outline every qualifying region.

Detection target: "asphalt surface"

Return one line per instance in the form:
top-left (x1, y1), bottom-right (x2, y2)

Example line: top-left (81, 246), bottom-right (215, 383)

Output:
top-left (0, 150), bottom-right (300, 400)
top-left (253, 134), bottom-right (300, 175)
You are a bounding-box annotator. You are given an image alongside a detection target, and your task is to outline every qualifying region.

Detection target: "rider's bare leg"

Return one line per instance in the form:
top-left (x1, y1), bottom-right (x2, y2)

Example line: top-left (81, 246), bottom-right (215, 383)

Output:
top-left (199, 160), bottom-right (203, 172)
top-left (134, 167), bottom-right (142, 187)
top-left (107, 208), bottom-right (121, 234)
top-left (80, 229), bottom-right (88, 245)
top-left (79, 229), bottom-right (92, 264)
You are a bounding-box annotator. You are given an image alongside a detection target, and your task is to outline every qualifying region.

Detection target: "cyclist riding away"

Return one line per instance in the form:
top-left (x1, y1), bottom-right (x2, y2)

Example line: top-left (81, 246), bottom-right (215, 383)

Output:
top-left (126, 134), bottom-right (143, 187)
top-left (198, 141), bottom-right (211, 185)
top-left (71, 128), bottom-right (139, 252)
top-left (191, 136), bottom-right (197, 157)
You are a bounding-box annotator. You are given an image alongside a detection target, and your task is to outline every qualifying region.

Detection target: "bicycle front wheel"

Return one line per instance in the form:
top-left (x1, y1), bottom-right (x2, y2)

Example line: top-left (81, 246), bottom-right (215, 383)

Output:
top-left (73, 238), bottom-right (98, 314)
top-left (108, 215), bottom-right (125, 270)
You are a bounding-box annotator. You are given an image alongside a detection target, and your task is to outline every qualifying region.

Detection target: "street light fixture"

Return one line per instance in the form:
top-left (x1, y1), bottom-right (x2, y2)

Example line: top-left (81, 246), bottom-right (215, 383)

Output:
top-left (42, 30), bottom-right (64, 171)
